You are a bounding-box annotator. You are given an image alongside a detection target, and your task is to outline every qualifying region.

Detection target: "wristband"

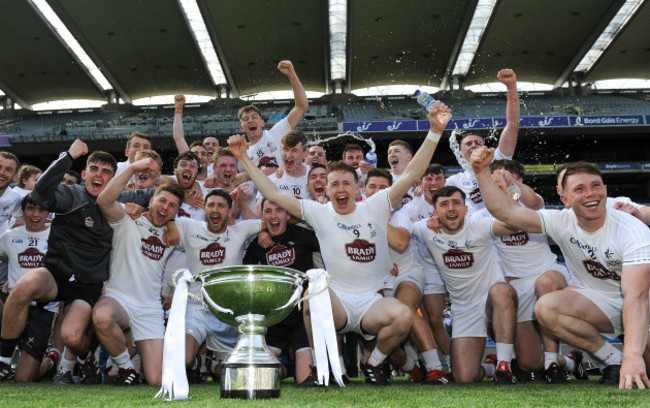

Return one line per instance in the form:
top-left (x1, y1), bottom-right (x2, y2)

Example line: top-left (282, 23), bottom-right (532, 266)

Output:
top-left (426, 130), bottom-right (441, 143)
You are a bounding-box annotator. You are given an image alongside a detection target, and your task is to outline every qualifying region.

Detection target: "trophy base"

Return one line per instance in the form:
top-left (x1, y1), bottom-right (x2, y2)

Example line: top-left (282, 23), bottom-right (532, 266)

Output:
top-left (221, 363), bottom-right (282, 400)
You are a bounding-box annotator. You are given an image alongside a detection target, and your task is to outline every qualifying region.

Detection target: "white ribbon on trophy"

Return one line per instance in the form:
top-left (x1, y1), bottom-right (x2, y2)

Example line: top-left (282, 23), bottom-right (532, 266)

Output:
top-left (306, 268), bottom-right (345, 387)
top-left (155, 269), bottom-right (192, 401)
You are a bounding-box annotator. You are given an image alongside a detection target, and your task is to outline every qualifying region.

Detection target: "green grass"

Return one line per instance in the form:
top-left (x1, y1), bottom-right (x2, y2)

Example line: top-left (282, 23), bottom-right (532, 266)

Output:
top-left (1, 377), bottom-right (648, 408)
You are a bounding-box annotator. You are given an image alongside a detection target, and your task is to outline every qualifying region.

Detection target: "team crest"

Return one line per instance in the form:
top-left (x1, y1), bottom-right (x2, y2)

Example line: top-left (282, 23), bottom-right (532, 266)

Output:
top-left (85, 217), bottom-right (94, 227)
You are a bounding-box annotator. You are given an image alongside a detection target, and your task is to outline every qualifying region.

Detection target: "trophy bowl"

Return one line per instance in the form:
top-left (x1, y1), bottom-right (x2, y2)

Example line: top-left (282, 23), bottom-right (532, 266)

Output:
top-left (194, 265), bottom-right (320, 399)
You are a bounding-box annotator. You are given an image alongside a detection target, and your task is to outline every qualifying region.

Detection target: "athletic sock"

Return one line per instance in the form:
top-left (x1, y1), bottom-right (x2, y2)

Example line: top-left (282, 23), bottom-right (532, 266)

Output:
top-left (113, 349), bottom-right (134, 370)
top-left (60, 356), bottom-right (76, 374)
top-left (563, 355), bottom-right (576, 372)
top-left (544, 352), bottom-right (559, 369)
top-left (366, 347), bottom-right (388, 367)
top-left (495, 343), bottom-right (514, 367)
top-left (482, 363), bottom-right (496, 378)
top-left (421, 349), bottom-right (443, 371)
top-left (399, 356), bottom-right (416, 373)
top-left (594, 342), bottom-right (622, 366)
top-left (200, 354), bottom-right (208, 372)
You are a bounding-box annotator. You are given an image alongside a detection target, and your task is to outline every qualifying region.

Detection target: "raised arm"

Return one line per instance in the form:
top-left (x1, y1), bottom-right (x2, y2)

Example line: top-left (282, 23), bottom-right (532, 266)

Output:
top-left (471, 146), bottom-right (542, 233)
top-left (495, 69), bottom-right (519, 157)
top-left (619, 263), bottom-right (650, 389)
top-left (389, 101), bottom-right (451, 207)
top-left (227, 134), bottom-right (302, 219)
top-left (278, 60), bottom-right (308, 129)
top-left (172, 94), bottom-right (190, 154)
top-left (97, 158), bottom-right (158, 222)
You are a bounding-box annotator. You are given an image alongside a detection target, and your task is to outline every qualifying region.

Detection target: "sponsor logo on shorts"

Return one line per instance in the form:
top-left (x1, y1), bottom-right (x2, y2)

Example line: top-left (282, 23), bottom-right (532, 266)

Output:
top-left (468, 187), bottom-right (482, 204)
top-left (345, 239), bottom-right (376, 262)
top-left (141, 236), bottom-right (166, 260)
top-left (442, 248), bottom-right (474, 269)
top-left (266, 245), bottom-right (295, 267)
top-left (200, 242), bottom-right (226, 265)
top-left (500, 231), bottom-right (529, 246)
top-left (18, 247), bottom-right (45, 268)
top-left (582, 260), bottom-right (620, 281)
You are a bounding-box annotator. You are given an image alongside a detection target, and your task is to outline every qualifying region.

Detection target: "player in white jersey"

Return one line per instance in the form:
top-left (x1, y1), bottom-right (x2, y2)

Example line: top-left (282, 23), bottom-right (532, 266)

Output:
top-left (444, 69), bottom-right (522, 217)
top-left (93, 159), bottom-right (183, 386)
top-left (412, 185), bottom-right (524, 385)
top-left (238, 60), bottom-right (307, 169)
top-left (229, 100), bottom-right (452, 385)
top-left (387, 140), bottom-right (415, 206)
top-left (258, 130), bottom-right (311, 200)
top-left (0, 195), bottom-right (56, 382)
top-left (481, 159), bottom-right (587, 383)
top-left (114, 132), bottom-right (152, 177)
top-left (364, 169), bottom-right (447, 385)
top-left (0, 152), bottom-right (22, 287)
top-left (402, 164), bottom-right (451, 358)
top-left (174, 189), bottom-right (262, 380)
top-left (474, 151), bottom-right (650, 389)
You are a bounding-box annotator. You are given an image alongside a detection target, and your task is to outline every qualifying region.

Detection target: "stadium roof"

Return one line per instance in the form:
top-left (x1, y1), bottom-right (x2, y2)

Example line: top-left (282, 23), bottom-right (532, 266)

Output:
top-left (0, 0), bottom-right (648, 109)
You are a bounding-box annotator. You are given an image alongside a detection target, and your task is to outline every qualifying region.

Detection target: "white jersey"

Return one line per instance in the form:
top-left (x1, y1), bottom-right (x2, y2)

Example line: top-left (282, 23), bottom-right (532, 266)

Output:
top-left (412, 217), bottom-right (505, 313)
top-left (0, 188), bottom-right (22, 234)
top-left (539, 208), bottom-right (650, 294)
top-left (475, 207), bottom-right (558, 279)
top-left (12, 186), bottom-right (30, 199)
top-left (176, 217), bottom-right (262, 296)
top-left (301, 188), bottom-right (393, 295)
top-left (259, 164), bottom-right (310, 200)
top-left (445, 147), bottom-right (510, 216)
top-left (391, 173), bottom-right (415, 206)
top-left (389, 207), bottom-right (422, 278)
top-left (402, 194), bottom-right (434, 222)
top-left (171, 177), bottom-right (209, 221)
top-left (104, 215), bottom-right (174, 308)
top-left (245, 118), bottom-right (291, 169)
top-left (0, 225), bottom-right (49, 289)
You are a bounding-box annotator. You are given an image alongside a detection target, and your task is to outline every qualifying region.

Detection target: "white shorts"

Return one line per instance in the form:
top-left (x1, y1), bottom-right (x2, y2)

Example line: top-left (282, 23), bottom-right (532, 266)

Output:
top-left (412, 239), bottom-right (447, 295)
top-left (450, 297), bottom-right (489, 339)
top-left (572, 288), bottom-right (624, 338)
top-left (508, 276), bottom-right (537, 323)
top-left (335, 290), bottom-right (383, 341)
top-left (185, 300), bottom-right (238, 349)
top-left (103, 292), bottom-right (164, 342)
top-left (394, 267), bottom-right (426, 293)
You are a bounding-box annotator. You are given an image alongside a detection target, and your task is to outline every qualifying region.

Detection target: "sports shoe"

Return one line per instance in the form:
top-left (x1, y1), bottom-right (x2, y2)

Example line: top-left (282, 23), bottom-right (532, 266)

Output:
top-left (567, 350), bottom-right (589, 380)
top-left (511, 358), bottom-right (537, 382)
top-left (409, 364), bottom-right (423, 383)
top-left (494, 361), bottom-right (516, 385)
top-left (80, 353), bottom-right (102, 385)
top-left (53, 370), bottom-right (75, 385)
top-left (423, 368), bottom-right (449, 385)
top-left (297, 365), bottom-right (320, 388)
top-left (103, 365), bottom-right (119, 385)
top-left (113, 367), bottom-right (141, 386)
top-left (364, 362), bottom-right (391, 386)
top-left (545, 362), bottom-right (568, 384)
top-left (598, 364), bottom-right (620, 385)
top-left (0, 361), bottom-right (13, 382)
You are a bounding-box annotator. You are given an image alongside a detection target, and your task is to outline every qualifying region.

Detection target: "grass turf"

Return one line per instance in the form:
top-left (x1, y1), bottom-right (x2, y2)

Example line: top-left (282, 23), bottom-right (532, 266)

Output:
top-left (1, 377), bottom-right (648, 407)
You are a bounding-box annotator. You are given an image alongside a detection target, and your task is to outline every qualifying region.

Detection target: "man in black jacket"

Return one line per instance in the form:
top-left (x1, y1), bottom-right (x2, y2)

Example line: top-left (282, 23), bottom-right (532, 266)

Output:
top-left (0, 139), bottom-right (153, 384)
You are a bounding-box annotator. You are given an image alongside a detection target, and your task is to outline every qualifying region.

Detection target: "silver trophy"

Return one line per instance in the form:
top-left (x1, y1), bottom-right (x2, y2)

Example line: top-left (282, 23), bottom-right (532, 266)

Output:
top-left (195, 265), bottom-right (328, 399)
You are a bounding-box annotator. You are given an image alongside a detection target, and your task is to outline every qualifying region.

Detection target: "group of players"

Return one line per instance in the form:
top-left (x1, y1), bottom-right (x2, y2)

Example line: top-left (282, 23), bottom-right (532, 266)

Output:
top-left (0, 61), bottom-right (649, 391)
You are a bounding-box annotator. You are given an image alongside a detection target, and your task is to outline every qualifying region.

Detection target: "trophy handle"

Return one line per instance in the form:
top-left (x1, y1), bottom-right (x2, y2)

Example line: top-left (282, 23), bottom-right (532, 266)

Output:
top-left (297, 270), bottom-right (331, 303)
top-left (197, 274), bottom-right (235, 316)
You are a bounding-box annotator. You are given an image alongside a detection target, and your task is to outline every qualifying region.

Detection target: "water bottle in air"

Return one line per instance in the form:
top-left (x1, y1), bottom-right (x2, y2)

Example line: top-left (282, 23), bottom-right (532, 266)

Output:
top-left (414, 90), bottom-right (436, 112)
top-left (365, 150), bottom-right (377, 165)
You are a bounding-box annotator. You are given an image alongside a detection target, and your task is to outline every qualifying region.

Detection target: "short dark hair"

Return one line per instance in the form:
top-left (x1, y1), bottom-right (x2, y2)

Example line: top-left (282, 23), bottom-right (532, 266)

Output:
top-left (126, 132), bottom-right (151, 149)
top-left (237, 105), bottom-right (262, 120)
top-left (16, 164), bottom-right (42, 188)
top-left (560, 161), bottom-right (602, 191)
top-left (0, 152), bottom-right (20, 173)
top-left (173, 151), bottom-right (201, 172)
top-left (422, 163), bottom-right (445, 179)
top-left (281, 130), bottom-right (308, 149)
top-left (342, 143), bottom-right (364, 158)
top-left (489, 159), bottom-right (525, 180)
top-left (189, 141), bottom-right (208, 151)
top-left (154, 182), bottom-right (185, 204)
top-left (21, 193), bottom-right (46, 212)
top-left (432, 186), bottom-right (466, 208)
top-left (308, 163), bottom-right (326, 178)
top-left (260, 198), bottom-right (289, 213)
top-left (64, 170), bottom-right (81, 184)
top-left (204, 188), bottom-right (233, 209)
top-left (366, 168), bottom-right (393, 186)
top-left (87, 151), bottom-right (117, 174)
top-left (327, 160), bottom-right (358, 184)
